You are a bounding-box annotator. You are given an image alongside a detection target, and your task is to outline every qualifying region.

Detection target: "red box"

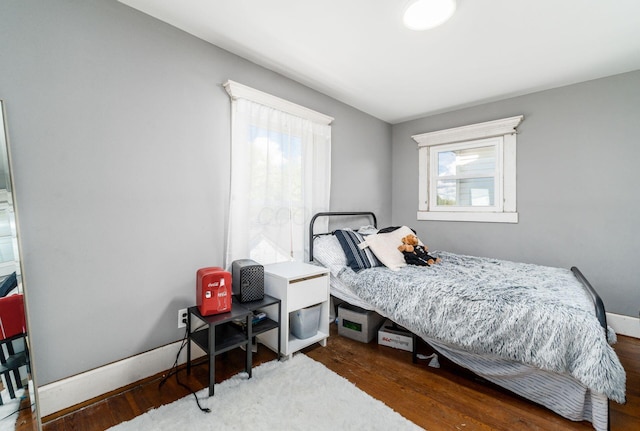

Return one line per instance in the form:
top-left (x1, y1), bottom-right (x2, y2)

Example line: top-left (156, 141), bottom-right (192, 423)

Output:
top-left (196, 267), bottom-right (232, 316)
top-left (0, 294), bottom-right (26, 339)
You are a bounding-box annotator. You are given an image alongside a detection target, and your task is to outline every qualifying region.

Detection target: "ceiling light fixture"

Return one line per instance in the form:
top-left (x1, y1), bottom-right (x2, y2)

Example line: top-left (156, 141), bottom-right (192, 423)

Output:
top-left (403, 0), bottom-right (457, 31)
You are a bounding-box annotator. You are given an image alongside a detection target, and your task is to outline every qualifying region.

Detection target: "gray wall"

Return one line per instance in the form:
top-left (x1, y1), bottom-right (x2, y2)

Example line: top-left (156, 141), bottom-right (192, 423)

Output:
top-left (391, 70), bottom-right (640, 317)
top-left (0, 0), bottom-right (391, 385)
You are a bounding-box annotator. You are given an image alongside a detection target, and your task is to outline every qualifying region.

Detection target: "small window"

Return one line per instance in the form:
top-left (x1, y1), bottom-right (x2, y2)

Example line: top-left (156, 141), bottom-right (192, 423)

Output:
top-left (413, 116), bottom-right (523, 223)
top-left (430, 137), bottom-right (502, 211)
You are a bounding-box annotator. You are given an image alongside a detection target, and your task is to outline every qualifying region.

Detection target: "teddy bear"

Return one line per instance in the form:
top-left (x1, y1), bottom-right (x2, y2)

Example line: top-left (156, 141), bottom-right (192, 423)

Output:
top-left (397, 233), bottom-right (418, 253)
top-left (398, 234), bottom-right (441, 266)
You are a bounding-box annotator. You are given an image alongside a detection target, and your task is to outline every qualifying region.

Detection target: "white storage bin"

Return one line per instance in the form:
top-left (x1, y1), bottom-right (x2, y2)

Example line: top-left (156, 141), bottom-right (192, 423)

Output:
top-left (289, 303), bottom-right (321, 339)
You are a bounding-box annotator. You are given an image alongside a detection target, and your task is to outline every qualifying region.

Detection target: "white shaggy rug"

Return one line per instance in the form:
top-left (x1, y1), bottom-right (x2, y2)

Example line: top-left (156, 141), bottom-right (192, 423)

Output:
top-left (108, 354), bottom-right (422, 431)
top-left (0, 388), bottom-right (24, 431)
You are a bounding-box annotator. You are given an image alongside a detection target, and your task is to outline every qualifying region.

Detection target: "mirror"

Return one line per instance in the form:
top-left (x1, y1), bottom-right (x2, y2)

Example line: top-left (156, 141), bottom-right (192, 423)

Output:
top-left (0, 101), bottom-right (40, 430)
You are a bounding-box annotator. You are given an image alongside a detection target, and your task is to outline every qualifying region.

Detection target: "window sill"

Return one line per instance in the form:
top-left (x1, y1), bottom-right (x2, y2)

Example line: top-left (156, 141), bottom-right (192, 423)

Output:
top-left (417, 211), bottom-right (518, 223)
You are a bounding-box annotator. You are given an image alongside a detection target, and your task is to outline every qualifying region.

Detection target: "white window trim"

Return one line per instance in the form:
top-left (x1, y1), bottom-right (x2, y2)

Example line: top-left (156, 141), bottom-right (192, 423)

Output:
top-left (223, 80), bottom-right (334, 125)
top-left (412, 115), bottom-right (523, 223)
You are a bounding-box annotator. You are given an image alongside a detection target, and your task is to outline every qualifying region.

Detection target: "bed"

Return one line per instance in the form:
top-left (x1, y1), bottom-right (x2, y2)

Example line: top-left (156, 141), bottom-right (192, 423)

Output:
top-left (308, 212), bottom-right (626, 431)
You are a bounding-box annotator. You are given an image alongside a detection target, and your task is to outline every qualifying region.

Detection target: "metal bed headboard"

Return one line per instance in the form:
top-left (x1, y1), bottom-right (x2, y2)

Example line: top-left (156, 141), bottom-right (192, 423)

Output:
top-left (308, 211), bottom-right (377, 262)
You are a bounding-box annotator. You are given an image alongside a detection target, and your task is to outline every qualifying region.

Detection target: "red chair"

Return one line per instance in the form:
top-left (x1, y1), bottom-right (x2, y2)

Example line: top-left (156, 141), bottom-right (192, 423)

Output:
top-left (0, 293), bottom-right (29, 403)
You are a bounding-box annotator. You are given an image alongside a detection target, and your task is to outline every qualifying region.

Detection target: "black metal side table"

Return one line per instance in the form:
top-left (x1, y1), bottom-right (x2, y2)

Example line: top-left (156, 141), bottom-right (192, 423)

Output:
top-left (186, 301), bottom-right (252, 396)
top-left (186, 295), bottom-right (281, 396)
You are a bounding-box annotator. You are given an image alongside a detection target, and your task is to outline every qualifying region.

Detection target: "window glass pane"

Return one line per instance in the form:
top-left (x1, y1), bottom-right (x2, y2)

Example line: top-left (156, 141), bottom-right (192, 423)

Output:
top-left (436, 179), bottom-right (457, 205)
top-left (437, 178), bottom-right (495, 206)
top-left (247, 125), bottom-right (304, 262)
top-left (437, 151), bottom-right (456, 177)
top-left (437, 146), bottom-right (496, 178)
top-left (249, 125), bottom-right (303, 205)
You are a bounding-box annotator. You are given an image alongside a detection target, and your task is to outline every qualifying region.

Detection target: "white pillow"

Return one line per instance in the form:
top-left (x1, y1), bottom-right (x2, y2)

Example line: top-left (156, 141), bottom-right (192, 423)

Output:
top-left (313, 235), bottom-right (348, 274)
top-left (358, 226), bottom-right (416, 271)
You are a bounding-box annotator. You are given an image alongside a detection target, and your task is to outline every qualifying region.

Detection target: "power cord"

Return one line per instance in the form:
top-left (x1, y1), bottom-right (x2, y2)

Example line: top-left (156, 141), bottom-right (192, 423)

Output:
top-left (0, 401), bottom-right (35, 421)
top-left (158, 324), bottom-right (211, 413)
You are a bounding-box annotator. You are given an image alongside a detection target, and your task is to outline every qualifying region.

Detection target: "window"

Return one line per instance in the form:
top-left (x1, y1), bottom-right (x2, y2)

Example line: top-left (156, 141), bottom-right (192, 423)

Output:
top-left (431, 137), bottom-right (502, 210)
top-left (223, 80), bottom-right (333, 265)
top-left (413, 116), bottom-right (523, 223)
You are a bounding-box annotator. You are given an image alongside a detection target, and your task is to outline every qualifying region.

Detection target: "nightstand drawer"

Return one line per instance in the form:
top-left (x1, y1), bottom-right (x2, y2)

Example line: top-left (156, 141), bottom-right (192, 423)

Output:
top-left (287, 273), bottom-right (328, 311)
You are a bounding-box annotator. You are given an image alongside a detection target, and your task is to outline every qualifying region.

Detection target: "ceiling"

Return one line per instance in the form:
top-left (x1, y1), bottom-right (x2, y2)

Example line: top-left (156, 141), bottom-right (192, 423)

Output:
top-left (119, 0), bottom-right (640, 124)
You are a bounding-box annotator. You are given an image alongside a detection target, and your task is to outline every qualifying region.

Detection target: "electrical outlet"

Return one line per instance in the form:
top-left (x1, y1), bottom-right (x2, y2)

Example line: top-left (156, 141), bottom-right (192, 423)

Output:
top-left (178, 308), bottom-right (188, 329)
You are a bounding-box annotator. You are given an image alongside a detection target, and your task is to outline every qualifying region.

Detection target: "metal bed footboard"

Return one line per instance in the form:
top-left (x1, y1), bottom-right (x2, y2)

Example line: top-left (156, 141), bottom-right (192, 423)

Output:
top-left (571, 267), bottom-right (608, 331)
top-left (571, 266), bottom-right (611, 431)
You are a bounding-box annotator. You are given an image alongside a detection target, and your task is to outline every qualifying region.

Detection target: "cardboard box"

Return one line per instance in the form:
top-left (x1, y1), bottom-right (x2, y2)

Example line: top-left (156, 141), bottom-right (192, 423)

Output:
top-left (378, 319), bottom-right (414, 352)
top-left (337, 303), bottom-right (385, 343)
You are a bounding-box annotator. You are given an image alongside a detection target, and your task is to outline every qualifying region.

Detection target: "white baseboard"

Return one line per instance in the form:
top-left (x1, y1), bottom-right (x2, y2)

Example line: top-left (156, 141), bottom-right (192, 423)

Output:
top-left (607, 312), bottom-right (640, 339)
top-left (38, 340), bottom-right (205, 418)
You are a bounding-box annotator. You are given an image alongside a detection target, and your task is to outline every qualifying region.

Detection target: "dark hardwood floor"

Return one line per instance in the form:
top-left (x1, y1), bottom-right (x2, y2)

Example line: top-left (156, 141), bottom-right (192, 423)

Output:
top-left (41, 325), bottom-right (639, 431)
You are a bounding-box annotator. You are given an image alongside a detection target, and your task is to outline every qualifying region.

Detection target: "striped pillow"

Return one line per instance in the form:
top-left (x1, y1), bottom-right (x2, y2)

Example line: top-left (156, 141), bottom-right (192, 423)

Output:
top-left (334, 229), bottom-right (381, 272)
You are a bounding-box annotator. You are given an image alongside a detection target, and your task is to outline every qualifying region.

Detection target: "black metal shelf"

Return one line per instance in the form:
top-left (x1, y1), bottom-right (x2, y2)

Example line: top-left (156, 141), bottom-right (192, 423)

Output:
top-left (251, 317), bottom-right (279, 337)
top-left (190, 323), bottom-right (249, 355)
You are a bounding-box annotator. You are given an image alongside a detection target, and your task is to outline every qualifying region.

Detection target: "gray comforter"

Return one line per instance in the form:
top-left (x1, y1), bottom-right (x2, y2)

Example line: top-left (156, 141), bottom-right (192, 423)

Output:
top-left (338, 251), bottom-right (626, 403)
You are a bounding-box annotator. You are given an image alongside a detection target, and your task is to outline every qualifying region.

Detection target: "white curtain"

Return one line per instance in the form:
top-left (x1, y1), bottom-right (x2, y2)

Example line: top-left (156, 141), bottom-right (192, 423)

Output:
top-left (225, 98), bottom-right (331, 267)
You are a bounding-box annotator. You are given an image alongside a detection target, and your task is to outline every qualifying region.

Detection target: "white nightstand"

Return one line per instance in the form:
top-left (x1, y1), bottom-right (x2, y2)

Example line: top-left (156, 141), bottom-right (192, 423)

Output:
top-left (257, 261), bottom-right (330, 359)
